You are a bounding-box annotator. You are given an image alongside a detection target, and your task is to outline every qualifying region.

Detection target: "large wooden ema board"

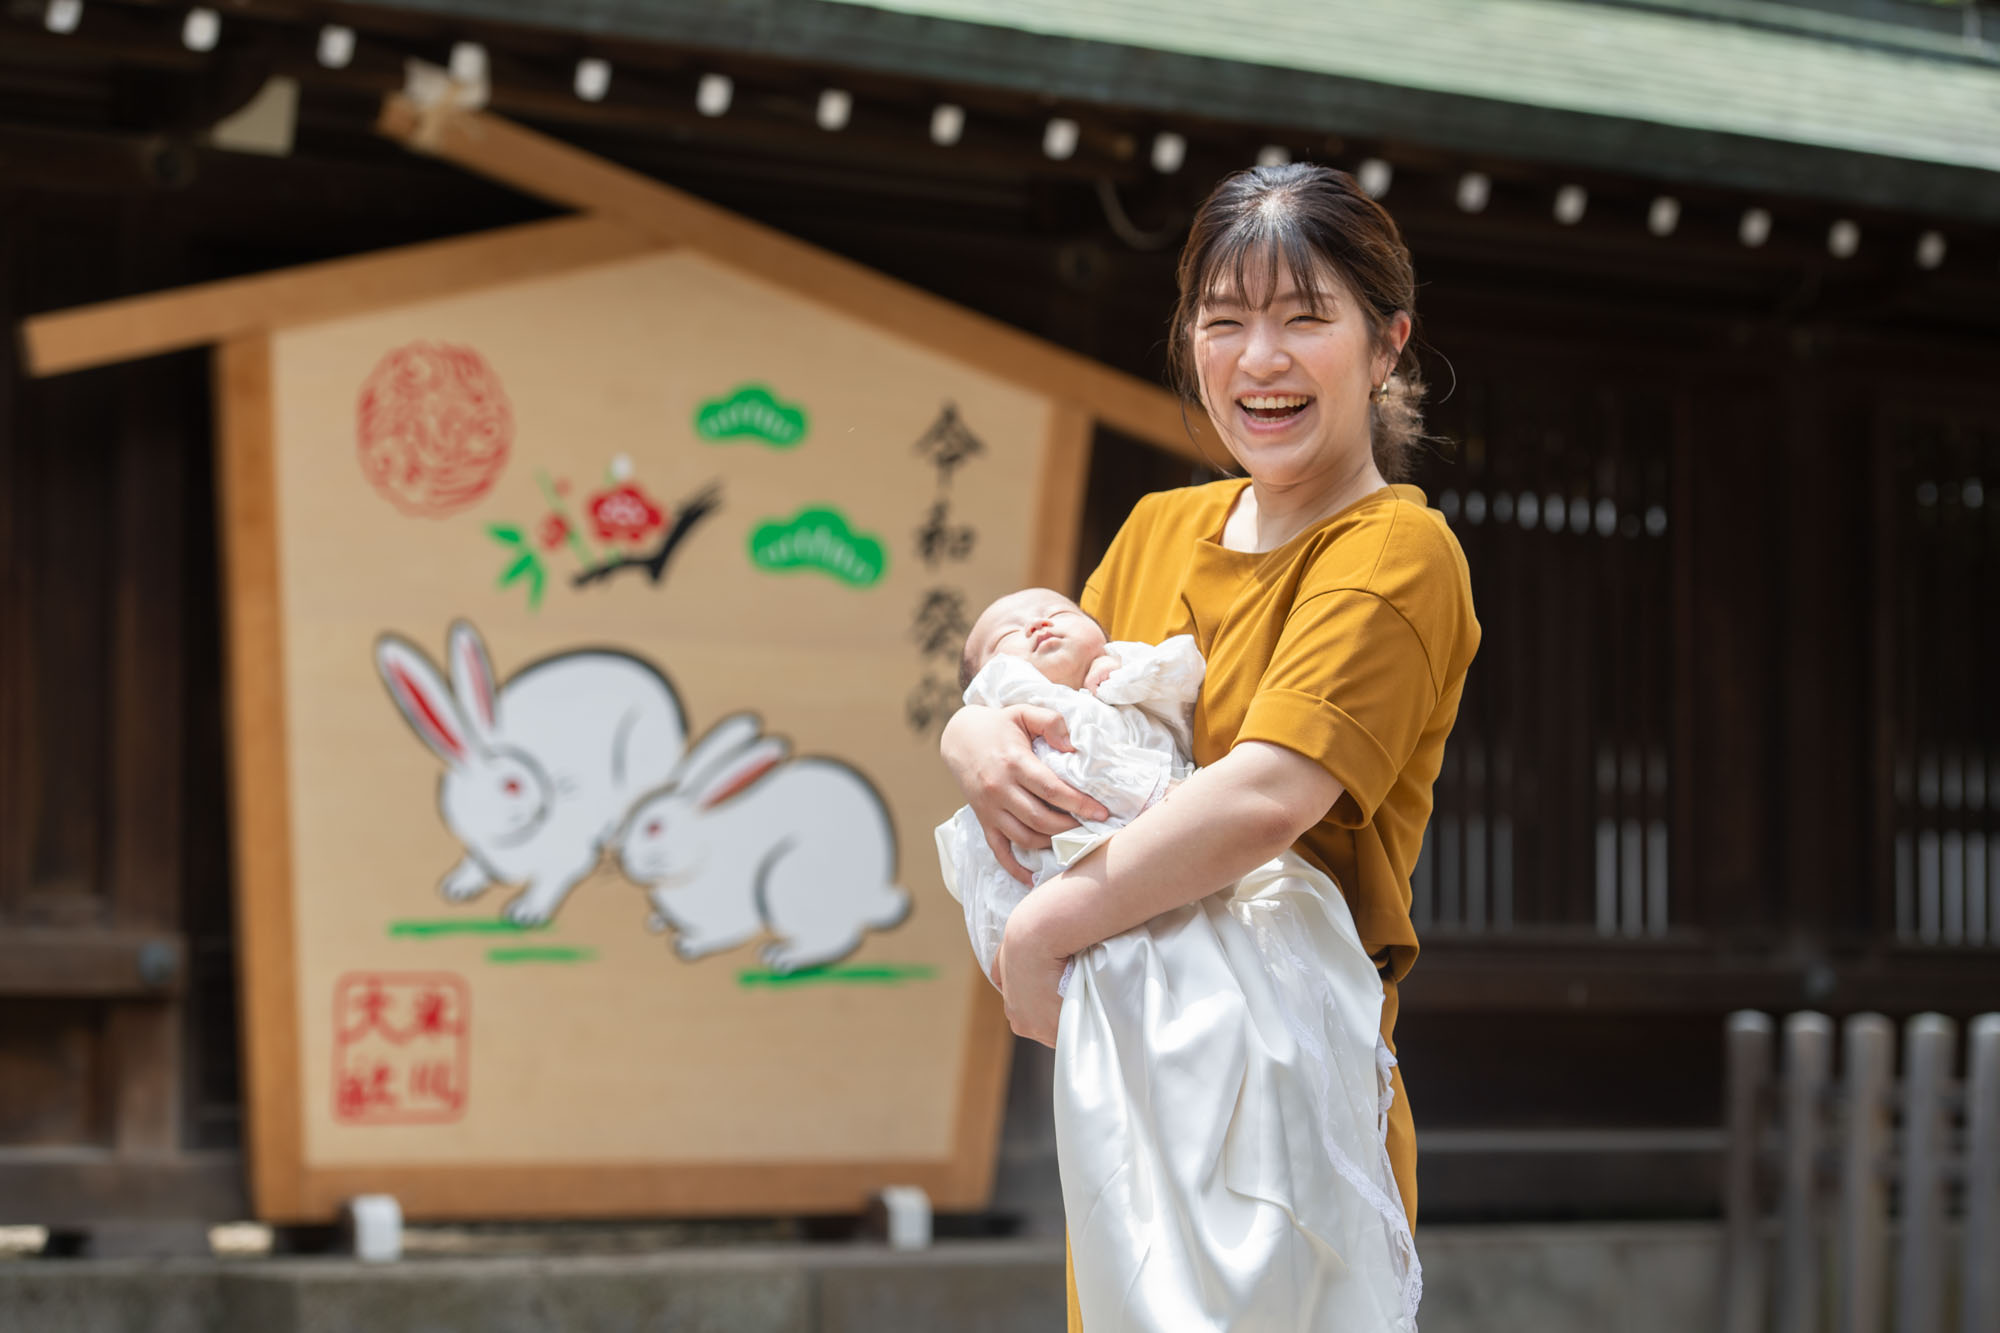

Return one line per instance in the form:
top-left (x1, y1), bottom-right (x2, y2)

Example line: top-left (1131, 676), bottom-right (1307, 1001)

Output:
top-left (23, 96), bottom-right (1207, 1221)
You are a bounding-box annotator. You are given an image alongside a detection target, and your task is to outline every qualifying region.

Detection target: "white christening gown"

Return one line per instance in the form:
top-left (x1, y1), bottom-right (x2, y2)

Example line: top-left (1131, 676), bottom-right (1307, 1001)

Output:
top-left (935, 639), bottom-right (1422, 1332)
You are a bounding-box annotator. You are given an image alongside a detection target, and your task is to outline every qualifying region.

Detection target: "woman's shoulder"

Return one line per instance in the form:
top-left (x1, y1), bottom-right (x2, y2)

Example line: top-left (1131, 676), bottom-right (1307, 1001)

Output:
top-left (1123, 478), bottom-right (1244, 539)
top-left (1377, 485), bottom-right (1473, 583)
top-left (1297, 486), bottom-right (1477, 646)
top-left (1299, 485), bottom-right (1468, 587)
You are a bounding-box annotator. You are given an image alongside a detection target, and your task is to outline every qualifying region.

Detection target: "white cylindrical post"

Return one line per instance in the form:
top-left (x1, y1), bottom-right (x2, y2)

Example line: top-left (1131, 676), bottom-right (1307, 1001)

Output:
top-left (344, 1194), bottom-right (402, 1263)
top-left (1724, 1011), bottom-right (1774, 1333)
top-left (1837, 1014), bottom-right (1893, 1333)
top-left (1778, 1012), bottom-right (1833, 1333)
top-left (1962, 1015), bottom-right (1999, 1333)
top-left (1894, 1013), bottom-right (1955, 1333)
top-left (876, 1185), bottom-right (932, 1251)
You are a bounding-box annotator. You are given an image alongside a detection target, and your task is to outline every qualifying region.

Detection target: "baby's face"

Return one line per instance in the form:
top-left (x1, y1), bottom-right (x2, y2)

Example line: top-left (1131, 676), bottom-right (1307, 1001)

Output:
top-left (966, 589), bottom-right (1109, 690)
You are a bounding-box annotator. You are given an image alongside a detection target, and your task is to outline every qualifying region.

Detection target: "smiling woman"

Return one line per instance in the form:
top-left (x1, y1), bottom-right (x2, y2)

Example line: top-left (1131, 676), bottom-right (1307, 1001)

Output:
top-left (1171, 163), bottom-right (1428, 500)
top-left (940, 163), bottom-right (1479, 1332)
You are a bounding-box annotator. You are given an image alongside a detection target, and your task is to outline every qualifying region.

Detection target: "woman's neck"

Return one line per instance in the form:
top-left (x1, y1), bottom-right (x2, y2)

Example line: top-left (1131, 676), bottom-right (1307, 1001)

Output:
top-left (1225, 455), bottom-right (1389, 553)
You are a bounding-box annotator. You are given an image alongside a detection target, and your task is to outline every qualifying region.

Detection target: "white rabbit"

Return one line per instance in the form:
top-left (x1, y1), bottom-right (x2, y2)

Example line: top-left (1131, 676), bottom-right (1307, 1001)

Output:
top-left (375, 621), bottom-right (687, 925)
top-left (617, 713), bottom-right (911, 973)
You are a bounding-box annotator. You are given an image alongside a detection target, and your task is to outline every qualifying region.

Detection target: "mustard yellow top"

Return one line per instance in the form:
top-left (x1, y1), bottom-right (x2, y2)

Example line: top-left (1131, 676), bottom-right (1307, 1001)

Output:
top-left (1080, 479), bottom-right (1480, 986)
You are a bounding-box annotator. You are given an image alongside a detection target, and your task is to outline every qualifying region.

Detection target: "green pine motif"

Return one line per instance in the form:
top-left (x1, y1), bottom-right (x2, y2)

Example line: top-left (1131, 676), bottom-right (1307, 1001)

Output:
top-left (694, 384), bottom-right (809, 447)
top-left (748, 507), bottom-right (886, 587)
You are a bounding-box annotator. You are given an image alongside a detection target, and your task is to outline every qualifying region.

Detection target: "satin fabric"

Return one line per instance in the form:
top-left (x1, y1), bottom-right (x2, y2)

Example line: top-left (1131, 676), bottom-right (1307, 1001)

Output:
top-left (1055, 848), bottom-right (1421, 1332)
top-left (935, 638), bottom-right (1205, 984)
top-left (935, 637), bottom-right (1420, 1328)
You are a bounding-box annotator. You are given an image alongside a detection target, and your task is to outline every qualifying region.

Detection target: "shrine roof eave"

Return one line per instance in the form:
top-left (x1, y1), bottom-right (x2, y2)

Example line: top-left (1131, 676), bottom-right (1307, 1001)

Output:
top-left (344, 0), bottom-right (2000, 223)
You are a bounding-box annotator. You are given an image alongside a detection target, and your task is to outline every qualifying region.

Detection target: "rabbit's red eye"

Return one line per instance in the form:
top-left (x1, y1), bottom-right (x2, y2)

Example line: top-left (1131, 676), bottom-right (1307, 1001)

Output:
top-left (503, 778), bottom-right (522, 796)
top-left (646, 820), bottom-right (662, 837)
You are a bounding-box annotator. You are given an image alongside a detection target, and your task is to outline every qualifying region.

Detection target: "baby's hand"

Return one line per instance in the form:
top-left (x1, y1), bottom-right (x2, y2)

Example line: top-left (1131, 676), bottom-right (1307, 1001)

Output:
top-left (1083, 653), bottom-right (1121, 694)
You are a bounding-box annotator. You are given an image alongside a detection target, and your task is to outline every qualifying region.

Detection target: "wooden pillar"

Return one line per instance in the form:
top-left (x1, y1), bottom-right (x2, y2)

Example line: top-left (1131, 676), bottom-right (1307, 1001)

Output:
top-left (1682, 372), bottom-right (1781, 940)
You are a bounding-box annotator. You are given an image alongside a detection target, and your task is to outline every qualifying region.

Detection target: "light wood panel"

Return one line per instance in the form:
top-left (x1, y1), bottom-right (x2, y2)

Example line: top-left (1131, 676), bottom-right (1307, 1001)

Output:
top-left (377, 94), bottom-right (1213, 465)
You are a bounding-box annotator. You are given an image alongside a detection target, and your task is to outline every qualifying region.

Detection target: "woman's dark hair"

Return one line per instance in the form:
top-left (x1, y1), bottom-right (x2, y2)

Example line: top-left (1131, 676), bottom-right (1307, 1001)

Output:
top-left (1168, 162), bottom-right (1427, 482)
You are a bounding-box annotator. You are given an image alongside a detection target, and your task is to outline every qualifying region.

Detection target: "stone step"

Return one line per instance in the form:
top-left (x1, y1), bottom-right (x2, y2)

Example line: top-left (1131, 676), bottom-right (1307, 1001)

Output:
top-left (0, 1223), bottom-right (1722, 1333)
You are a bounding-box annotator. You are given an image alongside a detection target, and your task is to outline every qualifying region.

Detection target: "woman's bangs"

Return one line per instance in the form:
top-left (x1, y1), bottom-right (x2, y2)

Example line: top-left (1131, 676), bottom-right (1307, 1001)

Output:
top-left (1200, 218), bottom-right (1335, 315)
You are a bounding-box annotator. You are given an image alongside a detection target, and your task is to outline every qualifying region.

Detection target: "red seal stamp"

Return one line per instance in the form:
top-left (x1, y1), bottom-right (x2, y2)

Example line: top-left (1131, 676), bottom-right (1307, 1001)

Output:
top-left (332, 972), bottom-right (469, 1125)
top-left (355, 342), bottom-right (513, 517)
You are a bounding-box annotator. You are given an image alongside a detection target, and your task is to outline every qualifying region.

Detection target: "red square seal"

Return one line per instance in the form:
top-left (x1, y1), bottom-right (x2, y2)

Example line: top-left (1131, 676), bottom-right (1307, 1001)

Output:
top-left (332, 971), bottom-right (469, 1125)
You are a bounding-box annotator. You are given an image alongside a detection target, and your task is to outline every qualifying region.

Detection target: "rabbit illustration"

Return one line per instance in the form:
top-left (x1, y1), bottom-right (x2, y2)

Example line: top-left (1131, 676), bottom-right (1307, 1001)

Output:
top-left (375, 621), bottom-right (687, 926)
top-left (617, 713), bottom-right (911, 973)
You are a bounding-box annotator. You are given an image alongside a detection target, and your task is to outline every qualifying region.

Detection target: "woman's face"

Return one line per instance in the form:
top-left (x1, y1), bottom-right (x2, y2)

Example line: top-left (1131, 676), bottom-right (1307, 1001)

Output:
top-left (1192, 254), bottom-right (1409, 492)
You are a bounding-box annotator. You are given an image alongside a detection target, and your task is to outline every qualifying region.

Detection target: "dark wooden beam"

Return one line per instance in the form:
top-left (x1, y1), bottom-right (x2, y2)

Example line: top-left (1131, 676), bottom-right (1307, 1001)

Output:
top-left (0, 1148), bottom-right (246, 1225)
top-left (1402, 942), bottom-right (2000, 1015)
top-left (0, 930), bottom-right (186, 998)
top-left (1418, 1128), bottom-right (1723, 1221)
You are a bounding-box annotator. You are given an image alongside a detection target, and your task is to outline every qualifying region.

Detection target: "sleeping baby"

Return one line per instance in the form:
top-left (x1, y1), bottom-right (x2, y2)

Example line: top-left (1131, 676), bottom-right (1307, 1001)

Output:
top-left (933, 587), bottom-right (1204, 987)
top-left (935, 591), bottom-right (1423, 1333)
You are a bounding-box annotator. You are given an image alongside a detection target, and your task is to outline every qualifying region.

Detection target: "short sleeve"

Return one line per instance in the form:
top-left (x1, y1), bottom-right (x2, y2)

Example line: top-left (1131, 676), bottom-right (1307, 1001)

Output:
top-left (1235, 589), bottom-right (1438, 827)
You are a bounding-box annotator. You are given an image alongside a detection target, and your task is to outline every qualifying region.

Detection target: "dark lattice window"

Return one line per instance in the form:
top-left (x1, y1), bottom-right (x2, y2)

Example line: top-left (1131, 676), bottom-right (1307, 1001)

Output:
top-left (1883, 411), bottom-right (1998, 948)
top-left (1413, 375), bottom-right (1677, 938)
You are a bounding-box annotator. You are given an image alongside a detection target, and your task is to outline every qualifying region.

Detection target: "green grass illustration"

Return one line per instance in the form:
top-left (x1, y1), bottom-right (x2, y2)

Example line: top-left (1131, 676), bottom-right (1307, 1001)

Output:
top-left (737, 963), bottom-right (937, 988)
top-left (389, 919), bottom-right (547, 938)
top-left (486, 946), bottom-right (596, 965)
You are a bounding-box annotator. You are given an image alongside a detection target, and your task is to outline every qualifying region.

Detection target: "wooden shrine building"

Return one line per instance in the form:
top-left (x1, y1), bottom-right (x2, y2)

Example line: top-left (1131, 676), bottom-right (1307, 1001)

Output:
top-left (2, 0), bottom-right (1997, 1242)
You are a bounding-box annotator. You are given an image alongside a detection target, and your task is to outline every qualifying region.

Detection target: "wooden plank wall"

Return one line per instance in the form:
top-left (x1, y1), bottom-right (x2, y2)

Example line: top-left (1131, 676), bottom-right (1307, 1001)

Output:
top-left (0, 139), bottom-right (550, 1231)
top-left (0, 188), bottom-right (242, 1225)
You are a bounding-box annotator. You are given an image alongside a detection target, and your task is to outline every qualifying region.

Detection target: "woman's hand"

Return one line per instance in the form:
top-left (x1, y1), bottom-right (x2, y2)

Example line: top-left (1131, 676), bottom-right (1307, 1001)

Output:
top-left (940, 704), bottom-right (1109, 884)
top-left (993, 891), bottom-right (1071, 1048)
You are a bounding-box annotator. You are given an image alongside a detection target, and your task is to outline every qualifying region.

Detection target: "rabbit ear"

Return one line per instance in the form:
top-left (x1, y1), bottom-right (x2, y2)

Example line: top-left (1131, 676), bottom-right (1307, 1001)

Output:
top-left (674, 713), bottom-right (764, 789)
top-left (695, 736), bottom-right (790, 810)
top-left (377, 635), bottom-right (474, 766)
top-left (446, 621), bottom-right (497, 744)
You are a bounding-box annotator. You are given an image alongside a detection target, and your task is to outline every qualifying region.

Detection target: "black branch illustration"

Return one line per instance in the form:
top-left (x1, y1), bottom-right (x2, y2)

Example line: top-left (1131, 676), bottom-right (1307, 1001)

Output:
top-left (573, 482), bottom-right (723, 589)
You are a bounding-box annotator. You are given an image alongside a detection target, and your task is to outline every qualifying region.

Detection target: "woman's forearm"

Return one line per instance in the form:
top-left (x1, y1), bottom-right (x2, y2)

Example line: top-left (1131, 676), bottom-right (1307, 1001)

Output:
top-left (1011, 740), bottom-right (1343, 958)
top-left (938, 703), bottom-right (994, 788)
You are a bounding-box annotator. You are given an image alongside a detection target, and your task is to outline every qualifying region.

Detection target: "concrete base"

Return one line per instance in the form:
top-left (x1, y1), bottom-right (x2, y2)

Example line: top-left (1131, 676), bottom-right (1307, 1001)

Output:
top-left (0, 1223), bottom-right (1721, 1333)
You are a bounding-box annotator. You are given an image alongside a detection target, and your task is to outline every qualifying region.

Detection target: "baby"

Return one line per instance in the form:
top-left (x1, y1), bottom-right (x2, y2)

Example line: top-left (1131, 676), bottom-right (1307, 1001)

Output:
top-left (935, 588), bottom-right (1205, 986)
top-left (941, 592), bottom-right (1422, 1332)
top-left (957, 588), bottom-right (1123, 694)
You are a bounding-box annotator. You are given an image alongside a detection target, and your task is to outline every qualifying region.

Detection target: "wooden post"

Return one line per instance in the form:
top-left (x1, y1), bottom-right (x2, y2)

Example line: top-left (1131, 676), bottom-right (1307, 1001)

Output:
top-left (1836, 1013), bottom-right (1893, 1333)
top-left (212, 334), bottom-right (305, 1220)
top-left (1963, 1015), bottom-right (2000, 1333)
top-left (1031, 406), bottom-right (1095, 595)
top-left (1894, 1013), bottom-right (1955, 1333)
top-left (1778, 1012), bottom-right (1832, 1333)
top-left (1725, 1010), bottom-right (1774, 1333)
